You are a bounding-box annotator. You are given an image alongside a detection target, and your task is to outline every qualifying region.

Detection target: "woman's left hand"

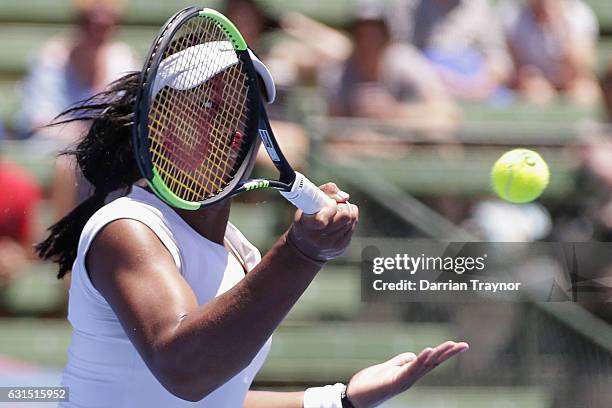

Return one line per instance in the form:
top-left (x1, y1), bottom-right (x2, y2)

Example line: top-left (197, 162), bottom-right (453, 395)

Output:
top-left (346, 341), bottom-right (469, 408)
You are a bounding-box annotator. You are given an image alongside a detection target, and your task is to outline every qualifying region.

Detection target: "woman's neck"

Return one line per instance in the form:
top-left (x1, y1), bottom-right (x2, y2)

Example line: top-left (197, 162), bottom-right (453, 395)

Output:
top-left (174, 201), bottom-right (231, 246)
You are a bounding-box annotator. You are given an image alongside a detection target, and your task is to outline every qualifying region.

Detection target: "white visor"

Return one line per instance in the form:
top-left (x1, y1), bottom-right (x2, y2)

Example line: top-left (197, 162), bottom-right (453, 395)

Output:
top-left (151, 41), bottom-right (276, 104)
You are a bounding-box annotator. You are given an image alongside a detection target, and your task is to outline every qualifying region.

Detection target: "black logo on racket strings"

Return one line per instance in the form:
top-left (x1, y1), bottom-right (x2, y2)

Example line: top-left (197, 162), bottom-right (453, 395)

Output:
top-left (259, 129), bottom-right (280, 162)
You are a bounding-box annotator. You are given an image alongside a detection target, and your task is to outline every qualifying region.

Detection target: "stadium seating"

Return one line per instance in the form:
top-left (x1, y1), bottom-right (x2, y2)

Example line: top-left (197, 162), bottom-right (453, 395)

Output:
top-left (0, 1), bottom-right (610, 126)
top-left (0, 1), bottom-right (609, 32)
top-left (0, 0), bottom-right (352, 26)
top-left (0, 3), bottom-right (609, 406)
top-left (0, 263), bottom-right (65, 316)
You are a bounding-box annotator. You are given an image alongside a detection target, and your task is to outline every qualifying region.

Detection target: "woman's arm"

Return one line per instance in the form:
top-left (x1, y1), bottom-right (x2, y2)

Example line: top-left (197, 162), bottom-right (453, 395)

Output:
top-left (87, 184), bottom-right (357, 402)
top-left (244, 391), bottom-right (304, 408)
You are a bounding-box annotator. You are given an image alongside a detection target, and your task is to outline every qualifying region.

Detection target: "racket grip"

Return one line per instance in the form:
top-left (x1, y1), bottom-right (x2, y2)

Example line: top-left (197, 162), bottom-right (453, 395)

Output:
top-left (280, 172), bottom-right (334, 214)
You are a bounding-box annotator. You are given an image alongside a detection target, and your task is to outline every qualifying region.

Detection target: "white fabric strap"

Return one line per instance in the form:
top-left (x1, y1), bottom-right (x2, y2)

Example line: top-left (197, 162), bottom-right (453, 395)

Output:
top-left (303, 383), bottom-right (345, 408)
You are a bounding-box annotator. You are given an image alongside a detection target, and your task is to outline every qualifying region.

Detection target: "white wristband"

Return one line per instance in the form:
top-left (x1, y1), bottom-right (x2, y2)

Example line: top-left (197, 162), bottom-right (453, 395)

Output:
top-left (303, 383), bottom-right (345, 408)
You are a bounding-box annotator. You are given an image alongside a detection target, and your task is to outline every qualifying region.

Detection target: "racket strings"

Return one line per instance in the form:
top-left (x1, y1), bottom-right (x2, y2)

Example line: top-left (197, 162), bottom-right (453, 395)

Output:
top-left (185, 18), bottom-right (250, 194)
top-left (147, 16), bottom-right (252, 203)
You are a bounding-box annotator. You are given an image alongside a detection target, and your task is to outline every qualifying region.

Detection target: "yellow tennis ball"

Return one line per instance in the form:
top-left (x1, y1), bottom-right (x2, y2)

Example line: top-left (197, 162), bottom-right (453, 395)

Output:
top-left (491, 149), bottom-right (550, 203)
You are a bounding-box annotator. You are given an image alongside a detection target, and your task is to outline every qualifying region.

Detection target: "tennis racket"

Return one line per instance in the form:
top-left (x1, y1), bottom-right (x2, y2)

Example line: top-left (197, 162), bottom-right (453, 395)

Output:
top-left (132, 7), bottom-right (332, 214)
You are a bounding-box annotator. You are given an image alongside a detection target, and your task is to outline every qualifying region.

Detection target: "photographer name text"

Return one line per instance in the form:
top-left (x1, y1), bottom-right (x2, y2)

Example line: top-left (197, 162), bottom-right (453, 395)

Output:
top-left (373, 279), bottom-right (522, 293)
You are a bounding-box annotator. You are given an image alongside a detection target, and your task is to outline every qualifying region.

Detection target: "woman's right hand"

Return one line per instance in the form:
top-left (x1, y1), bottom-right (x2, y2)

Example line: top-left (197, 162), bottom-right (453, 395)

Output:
top-left (287, 183), bottom-right (358, 262)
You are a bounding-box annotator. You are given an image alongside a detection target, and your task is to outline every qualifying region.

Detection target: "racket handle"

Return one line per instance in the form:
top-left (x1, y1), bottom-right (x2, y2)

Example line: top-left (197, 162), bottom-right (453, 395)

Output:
top-left (280, 172), bottom-right (334, 214)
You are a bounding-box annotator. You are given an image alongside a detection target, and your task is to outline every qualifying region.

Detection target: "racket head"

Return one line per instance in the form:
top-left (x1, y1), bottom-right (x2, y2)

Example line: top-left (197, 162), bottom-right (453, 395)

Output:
top-left (133, 7), bottom-right (261, 210)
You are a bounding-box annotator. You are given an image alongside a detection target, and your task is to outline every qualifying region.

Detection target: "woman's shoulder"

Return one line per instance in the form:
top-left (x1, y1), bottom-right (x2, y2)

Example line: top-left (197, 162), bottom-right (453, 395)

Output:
top-left (85, 190), bottom-right (161, 229)
top-left (79, 187), bottom-right (183, 271)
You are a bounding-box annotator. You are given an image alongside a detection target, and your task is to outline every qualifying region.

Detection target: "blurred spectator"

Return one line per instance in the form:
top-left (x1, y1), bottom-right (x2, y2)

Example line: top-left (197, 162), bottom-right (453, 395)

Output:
top-left (16, 0), bottom-right (136, 141)
top-left (272, 12), bottom-right (353, 88)
top-left (223, 0), bottom-right (271, 52)
top-left (601, 61), bottom-right (612, 123)
top-left (223, 0), bottom-right (351, 88)
top-left (587, 64), bottom-right (612, 188)
top-left (224, 0), bottom-right (311, 171)
top-left (387, 0), bottom-right (512, 102)
top-left (15, 0), bottom-right (136, 220)
top-left (0, 158), bottom-right (41, 286)
top-left (502, 0), bottom-right (600, 105)
top-left (324, 2), bottom-right (458, 122)
top-left (0, 119), bottom-right (5, 142)
top-left (564, 63), bottom-right (612, 243)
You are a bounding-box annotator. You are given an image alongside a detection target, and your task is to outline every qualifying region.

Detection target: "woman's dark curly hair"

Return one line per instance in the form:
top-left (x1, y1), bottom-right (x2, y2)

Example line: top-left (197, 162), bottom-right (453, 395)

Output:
top-left (36, 72), bottom-right (143, 278)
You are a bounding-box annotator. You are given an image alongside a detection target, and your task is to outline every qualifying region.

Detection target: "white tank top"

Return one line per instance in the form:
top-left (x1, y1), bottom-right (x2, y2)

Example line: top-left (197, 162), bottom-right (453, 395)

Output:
top-left (60, 186), bottom-right (271, 408)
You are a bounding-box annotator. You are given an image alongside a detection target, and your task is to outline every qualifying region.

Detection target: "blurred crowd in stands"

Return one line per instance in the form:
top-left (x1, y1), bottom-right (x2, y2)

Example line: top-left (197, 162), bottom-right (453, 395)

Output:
top-left (0, 0), bottom-right (611, 300)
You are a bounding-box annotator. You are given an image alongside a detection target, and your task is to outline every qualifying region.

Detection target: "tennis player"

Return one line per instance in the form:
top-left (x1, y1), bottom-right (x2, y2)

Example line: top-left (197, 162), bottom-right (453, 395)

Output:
top-left (37, 51), bottom-right (468, 408)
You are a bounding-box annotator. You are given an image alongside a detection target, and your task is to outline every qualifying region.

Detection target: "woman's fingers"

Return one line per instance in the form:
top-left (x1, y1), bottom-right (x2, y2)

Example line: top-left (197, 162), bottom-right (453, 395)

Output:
top-left (395, 347), bottom-right (432, 385)
top-left (436, 342), bottom-right (469, 365)
top-left (300, 202), bottom-right (338, 230)
top-left (419, 341), bottom-right (469, 377)
top-left (386, 352), bottom-right (417, 366)
top-left (344, 201), bottom-right (359, 223)
top-left (396, 341), bottom-right (469, 387)
top-left (322, 203), bottom-right (359, 234)
top-left (424, 341), bottom-right (457, 367)
top-left (319, 182), bottom-right (350, 203)
top-left (319, 182), bottom-right (340, 196)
